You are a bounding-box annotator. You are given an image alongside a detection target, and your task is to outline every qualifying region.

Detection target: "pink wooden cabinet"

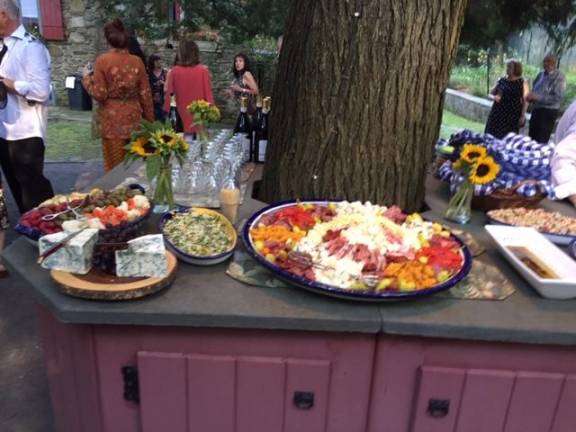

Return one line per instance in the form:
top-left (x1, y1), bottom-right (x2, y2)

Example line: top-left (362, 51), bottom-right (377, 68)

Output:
top-left (368, 337), bottom-right (576, 432)
top-left (37, 306), bottom-right (576, 432)
top-left (39, 307), bottom-right (376, 432)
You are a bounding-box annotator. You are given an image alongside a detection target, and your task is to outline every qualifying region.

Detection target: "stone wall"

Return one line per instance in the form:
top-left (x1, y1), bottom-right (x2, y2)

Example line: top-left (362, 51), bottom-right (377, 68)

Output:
top-left (47, 0), bottom-right (102, 107)
top-left (444, 89), bottom-right (493, 123)
top-left (444, 88), bottom-right (530, 134)
top-left (46, 0), bottom-right (277, 120)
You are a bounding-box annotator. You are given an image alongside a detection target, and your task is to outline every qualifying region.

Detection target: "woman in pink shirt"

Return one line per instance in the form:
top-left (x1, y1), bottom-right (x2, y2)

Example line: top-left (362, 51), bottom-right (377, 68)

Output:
top-left (164, 37), bottom-right (215, 135)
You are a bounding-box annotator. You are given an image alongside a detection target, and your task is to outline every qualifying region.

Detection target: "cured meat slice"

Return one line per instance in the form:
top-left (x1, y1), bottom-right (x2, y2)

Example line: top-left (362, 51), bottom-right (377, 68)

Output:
top-left (383, 205), bottom-right (407, 223)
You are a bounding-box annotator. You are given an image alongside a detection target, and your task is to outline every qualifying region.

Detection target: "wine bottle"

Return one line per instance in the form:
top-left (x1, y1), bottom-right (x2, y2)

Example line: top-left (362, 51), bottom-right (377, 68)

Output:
top-left (233, 96), bottom-right (252, 163)
top-left (252, 95), bottom-right (263, 161)
top-left (168, 95), bottom-right (183, 133)
top-left (255, 97), bottom-right (270, 163)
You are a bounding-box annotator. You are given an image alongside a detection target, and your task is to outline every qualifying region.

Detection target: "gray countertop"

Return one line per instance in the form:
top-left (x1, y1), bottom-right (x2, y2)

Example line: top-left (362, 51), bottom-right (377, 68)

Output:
top-left (5, 168), bottom-right (576, 345)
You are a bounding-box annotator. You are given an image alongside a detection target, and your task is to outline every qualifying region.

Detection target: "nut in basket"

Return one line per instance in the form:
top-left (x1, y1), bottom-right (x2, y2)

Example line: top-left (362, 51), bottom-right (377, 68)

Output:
top-left (472, 180), bottom-right (547, 211)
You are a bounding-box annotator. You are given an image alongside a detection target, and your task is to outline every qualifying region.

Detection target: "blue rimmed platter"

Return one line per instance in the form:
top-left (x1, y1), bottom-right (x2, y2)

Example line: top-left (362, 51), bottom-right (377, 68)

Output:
top-left (242, 199), bottom-right (473, 302)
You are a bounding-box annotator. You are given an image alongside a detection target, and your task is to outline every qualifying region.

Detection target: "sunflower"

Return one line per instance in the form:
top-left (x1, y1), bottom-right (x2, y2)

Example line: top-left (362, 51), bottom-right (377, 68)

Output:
top-left (188, 99), bottom-right (211, 113)
top-left (207, 105), bottom-right (221, 123)
top-left (460, 144), bottom-right (487, 164)
top-left (152, 129), bottom-right (178, 150)
top-left (179, 138), bottom-right (190, 152)
top-left (469, 156), bottom-right (500, 185)
top-left (130, 136), bottom-right (155, 157)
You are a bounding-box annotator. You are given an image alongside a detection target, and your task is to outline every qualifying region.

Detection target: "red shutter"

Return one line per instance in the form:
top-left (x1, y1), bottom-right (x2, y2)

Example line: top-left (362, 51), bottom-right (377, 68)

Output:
top-left (39, 0), bottom-right (64, 41)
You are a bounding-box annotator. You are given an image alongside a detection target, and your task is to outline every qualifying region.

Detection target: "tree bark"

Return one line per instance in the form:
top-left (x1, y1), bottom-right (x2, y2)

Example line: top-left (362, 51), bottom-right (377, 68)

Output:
top-left (259, 0), bottom-right (468, 212)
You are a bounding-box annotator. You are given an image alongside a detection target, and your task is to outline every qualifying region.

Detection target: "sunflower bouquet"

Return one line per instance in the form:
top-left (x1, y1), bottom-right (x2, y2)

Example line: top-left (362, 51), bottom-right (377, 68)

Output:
top-left (124, 121), bottom-right (189, 209)
top-left (187, 100), bottom-right (221, 142)
top-left (445, 143), bottom-right (501, 224)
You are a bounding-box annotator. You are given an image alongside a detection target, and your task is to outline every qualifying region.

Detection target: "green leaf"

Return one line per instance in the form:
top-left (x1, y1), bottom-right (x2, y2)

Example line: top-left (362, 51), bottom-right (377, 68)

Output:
top-left (146, 154), bottom-right (161, 181)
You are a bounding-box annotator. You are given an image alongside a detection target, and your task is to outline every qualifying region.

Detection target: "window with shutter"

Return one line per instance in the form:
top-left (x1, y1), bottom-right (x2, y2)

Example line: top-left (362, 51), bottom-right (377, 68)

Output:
top-left (38, 0), bottom-right (65, 41)
top-left (21, 0), bottom-right (40, 30)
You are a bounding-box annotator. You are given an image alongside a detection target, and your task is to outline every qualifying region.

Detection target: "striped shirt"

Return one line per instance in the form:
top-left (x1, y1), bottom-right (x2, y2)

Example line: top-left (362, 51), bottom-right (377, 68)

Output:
top-left (532, 69), bottom-right (566, 110)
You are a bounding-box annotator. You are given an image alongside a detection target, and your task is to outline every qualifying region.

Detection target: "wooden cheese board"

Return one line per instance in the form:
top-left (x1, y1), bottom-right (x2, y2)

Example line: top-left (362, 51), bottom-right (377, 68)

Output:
top-left (50, 251), bottom-right (178, 301)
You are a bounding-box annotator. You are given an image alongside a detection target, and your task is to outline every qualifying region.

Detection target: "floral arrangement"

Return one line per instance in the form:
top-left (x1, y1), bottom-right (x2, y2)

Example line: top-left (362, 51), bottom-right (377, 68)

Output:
top-left (191, 30), bottom-right (219, 42)
top-left (445, 143), bottom-right (501, 224)
top-left (187, 100), bottom-right (221, 142)
top-left (124, 121), bottom-right (189, 208)
top-left (453, 144), bottom-right (500, 185)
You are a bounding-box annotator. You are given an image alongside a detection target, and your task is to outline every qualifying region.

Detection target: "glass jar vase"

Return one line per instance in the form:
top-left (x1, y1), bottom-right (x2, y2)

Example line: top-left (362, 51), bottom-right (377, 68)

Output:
top-left (444, 181), bottom-right (474, 224)
top-left (151, 159), bottom-right (174, 213)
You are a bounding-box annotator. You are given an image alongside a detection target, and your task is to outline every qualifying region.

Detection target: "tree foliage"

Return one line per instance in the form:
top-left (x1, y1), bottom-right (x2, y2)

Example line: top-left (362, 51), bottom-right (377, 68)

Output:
top-left (460, 0), bottom-right (576, 51)
top-left (98, 0), bottom-right (290, 42)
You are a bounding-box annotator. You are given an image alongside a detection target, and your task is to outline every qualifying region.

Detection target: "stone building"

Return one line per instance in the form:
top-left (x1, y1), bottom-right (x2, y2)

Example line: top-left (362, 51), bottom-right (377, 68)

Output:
top-left (27, 0), bottom-right (274, 119)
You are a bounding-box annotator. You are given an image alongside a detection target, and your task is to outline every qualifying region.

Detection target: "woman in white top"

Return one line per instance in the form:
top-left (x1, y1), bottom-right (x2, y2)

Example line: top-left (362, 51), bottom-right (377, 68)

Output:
top-left (551, 100), bottom-right (576, 205)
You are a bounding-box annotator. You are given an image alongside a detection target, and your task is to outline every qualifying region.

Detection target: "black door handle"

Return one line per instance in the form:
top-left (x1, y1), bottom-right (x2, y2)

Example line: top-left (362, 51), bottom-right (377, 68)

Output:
top-left (427, 399), bottom-right (450, 418)
top-left (293, 391), bottom-right (315, 410)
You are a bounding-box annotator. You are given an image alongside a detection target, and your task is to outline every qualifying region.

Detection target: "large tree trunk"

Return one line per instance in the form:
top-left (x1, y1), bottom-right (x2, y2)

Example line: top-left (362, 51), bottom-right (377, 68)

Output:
top-left (259, 0), bottom-right (468, 211)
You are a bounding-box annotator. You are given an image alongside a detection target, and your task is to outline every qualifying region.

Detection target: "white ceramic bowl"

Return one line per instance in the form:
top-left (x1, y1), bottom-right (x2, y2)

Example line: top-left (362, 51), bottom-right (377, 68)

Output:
top-left (160, 208), bottom-right (237, 266)
top-left (485, 225), bottom-right (576, 299)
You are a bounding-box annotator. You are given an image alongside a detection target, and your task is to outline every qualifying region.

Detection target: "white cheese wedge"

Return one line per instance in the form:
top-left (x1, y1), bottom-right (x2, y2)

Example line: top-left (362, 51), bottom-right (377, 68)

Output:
top-left (38, 229), bottom-right (99, 275)
top-left (115, 234), bottom-right (168, 278)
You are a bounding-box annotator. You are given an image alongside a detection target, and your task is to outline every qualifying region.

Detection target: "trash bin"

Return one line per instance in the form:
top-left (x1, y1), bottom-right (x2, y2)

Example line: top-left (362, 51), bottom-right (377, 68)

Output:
top-left (65, 75), bottom-right (92, 111)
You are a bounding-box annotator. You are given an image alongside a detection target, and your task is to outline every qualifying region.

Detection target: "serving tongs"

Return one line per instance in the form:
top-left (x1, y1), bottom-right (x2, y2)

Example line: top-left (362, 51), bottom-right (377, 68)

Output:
top-left (41, 196), bottom-right (89, 221)
top-left (287, 251), bottom-right (380, 288)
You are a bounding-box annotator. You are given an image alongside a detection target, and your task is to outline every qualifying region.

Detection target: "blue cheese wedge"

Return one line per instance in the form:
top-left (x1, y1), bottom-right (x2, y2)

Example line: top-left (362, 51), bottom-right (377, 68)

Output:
top-left (115, 234), bottom-right (168, 278)
top-left (38, 229), bottom-right (99, 275)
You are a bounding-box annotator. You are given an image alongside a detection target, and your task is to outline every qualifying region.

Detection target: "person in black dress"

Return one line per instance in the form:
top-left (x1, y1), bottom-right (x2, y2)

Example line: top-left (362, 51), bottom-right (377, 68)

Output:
top-left (485, 60), bottom-right (529, 139)
top-left (148, 54), bottom-right (167, 122)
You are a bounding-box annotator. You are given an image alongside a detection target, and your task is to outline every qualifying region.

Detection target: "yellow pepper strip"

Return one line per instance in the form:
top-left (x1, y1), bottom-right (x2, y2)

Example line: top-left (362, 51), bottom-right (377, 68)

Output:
top-left (383, 261), bottom-right (439, 289)
top-left (250, 225), bottom-right (305, 244)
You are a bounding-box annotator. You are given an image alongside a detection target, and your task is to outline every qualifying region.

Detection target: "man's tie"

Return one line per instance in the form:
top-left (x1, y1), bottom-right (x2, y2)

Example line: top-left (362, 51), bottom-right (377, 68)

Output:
top-left (0, 39), bottom-right (8, 108)
top-left (0, 40), bottom-right (7, 66)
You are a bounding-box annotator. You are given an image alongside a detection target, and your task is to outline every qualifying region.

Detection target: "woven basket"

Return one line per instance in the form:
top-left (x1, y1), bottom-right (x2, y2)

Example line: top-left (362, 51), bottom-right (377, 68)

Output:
top-left (472, 179), bottom-right (546, 211)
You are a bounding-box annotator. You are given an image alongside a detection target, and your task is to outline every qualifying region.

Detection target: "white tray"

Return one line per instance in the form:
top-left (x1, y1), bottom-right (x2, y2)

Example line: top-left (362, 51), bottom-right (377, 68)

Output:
top-left (485, 225), bottom-right (576, 299)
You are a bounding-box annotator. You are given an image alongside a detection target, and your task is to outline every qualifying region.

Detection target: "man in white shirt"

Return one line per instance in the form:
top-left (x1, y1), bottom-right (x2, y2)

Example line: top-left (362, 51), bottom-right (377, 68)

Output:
top-left (0, 0), bottom-right (53, 213)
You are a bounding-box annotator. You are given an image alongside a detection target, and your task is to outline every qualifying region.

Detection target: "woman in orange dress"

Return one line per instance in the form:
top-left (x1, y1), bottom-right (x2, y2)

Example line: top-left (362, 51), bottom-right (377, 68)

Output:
top-left (82, 19), bottom-right (154, 172)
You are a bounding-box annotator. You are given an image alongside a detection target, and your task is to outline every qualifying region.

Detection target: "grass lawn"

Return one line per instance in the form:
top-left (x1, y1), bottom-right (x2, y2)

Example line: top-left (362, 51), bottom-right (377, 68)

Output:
top-left (44, 110), bottom-right (481, 161)
top-left (46, 120), bottom-right (101, 161)
top-left (440, 110), bottom-right (484, 139)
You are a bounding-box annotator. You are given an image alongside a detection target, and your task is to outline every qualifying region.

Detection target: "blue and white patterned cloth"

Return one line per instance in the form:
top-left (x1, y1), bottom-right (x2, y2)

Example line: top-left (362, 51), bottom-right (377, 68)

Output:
top-left (436, 129), bottom-right (556, 198)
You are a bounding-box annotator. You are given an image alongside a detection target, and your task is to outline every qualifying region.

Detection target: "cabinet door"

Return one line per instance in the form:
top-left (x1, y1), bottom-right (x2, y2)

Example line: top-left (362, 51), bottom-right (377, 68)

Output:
top-left (137, 352), bottom-right (331, 432)
top-left (552, 375), bottom-right (576, 432)
top-left (411, 367), bottom-right (466, 432)
top-left (503, 371), bottom-right (564, 432)
top-left (138, 352), bottom-right (187, 432)
top-left (410, 367), bottom-right (568, 432)
top-left (455, 369), bottom-right (515, 432)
